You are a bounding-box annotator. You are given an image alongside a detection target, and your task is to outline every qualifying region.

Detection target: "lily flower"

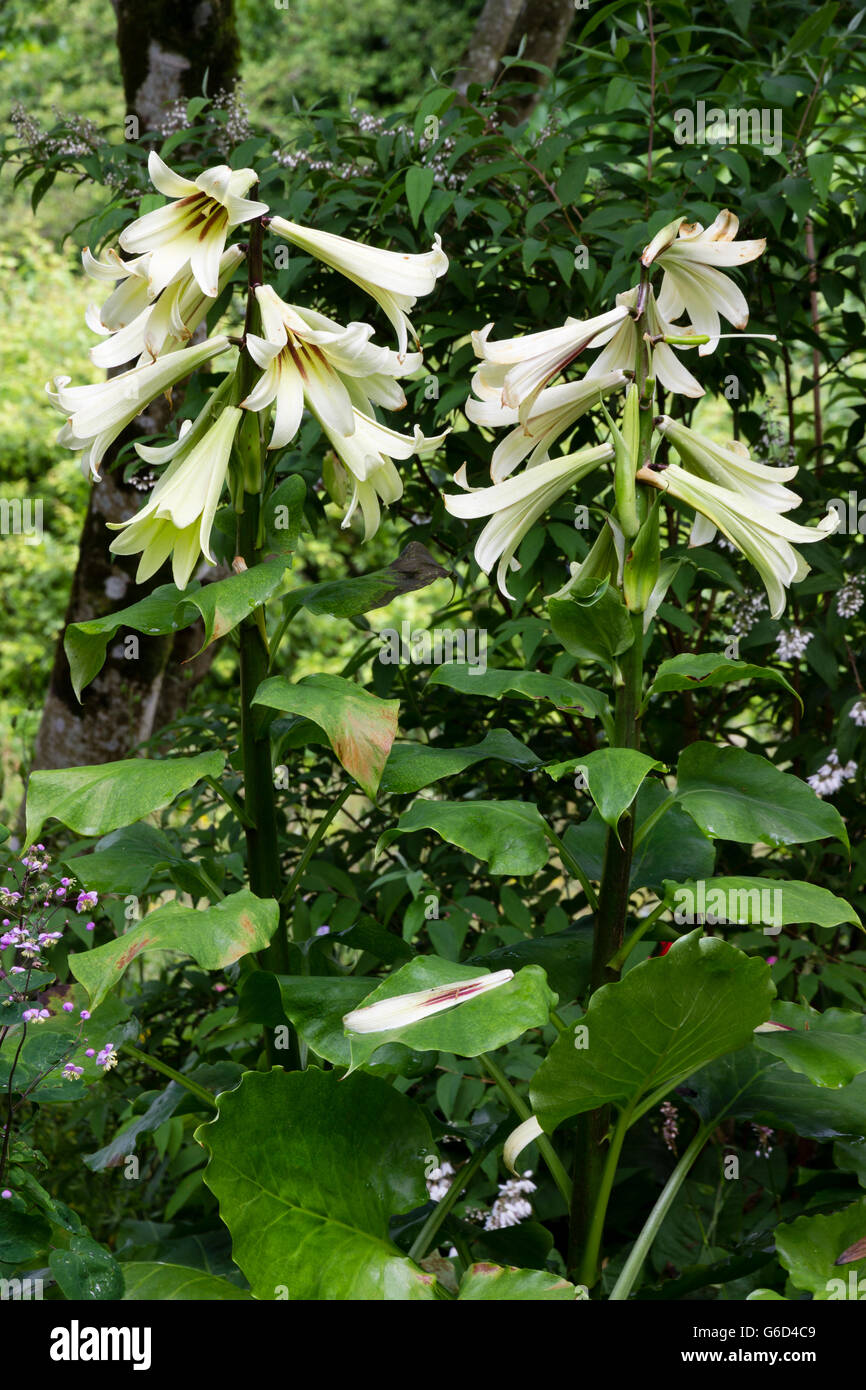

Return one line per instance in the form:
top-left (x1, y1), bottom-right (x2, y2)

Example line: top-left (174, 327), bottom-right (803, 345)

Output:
top-left (268, 215), bottom-right (447, 356)
top-left (637, 460), bottom-right (839, 617)
top-left (657, 416), bottom-right (801, 516)
top-left (107, 405), bottom-right (242, 589)
top-left (89, 247), bottom-right (245, 369)
top-left (443, 443), bottom-right (613, 598)
top-left (472, 306), bottom-right (629, 421)
top-left (642, 211), bottom-right (766, 355)
top-left (119, 152), bottom-right (268, 298)
top-left (466, 368), bottom-right (627, 482)
top-left (48, 336), bottom-right (231, 480)
top-left (343, 969), bottom-right (514, 1034)
top-left (82, 247), bottom-right (154, 332)
top-left (241, 285), bottom-right (422, 449)
top-left (321, 408), bottom-right (448, 540)
top-left (586, 287), bottom-right (704, 397)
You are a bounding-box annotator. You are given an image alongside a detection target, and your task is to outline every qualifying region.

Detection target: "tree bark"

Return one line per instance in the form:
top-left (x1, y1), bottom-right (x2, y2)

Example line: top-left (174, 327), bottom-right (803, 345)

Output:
top-left (454, 0), bottom-right (526, 94)
top-left (30, 3), bottom-right (240, 776)
top-left (455, 0), bottom-right (575, 118)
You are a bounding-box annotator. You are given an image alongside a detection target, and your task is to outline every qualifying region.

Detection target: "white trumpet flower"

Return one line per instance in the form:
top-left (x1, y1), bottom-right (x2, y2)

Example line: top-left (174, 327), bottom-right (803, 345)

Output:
top-left (657, 416), bottom-right (801, 518)
top-left (321, 408), bottom-right (448, 540)
top-left (637, 460), bottom-right (839, 618)
top-left (89, 247), bottom-right (245, 369)
top-left (107, 405), bottom-right (242, 589)
top-left (642, 211), bottom-right (766, 355)
top-left (48, 336), bottom-right (231, 480)
top-left (472, 306), bottom-right (629, 422)
top-left (82, 247), bottom-right (154, 332)
top-left (268, 216), bottom-right (448, 356)
top-left (343, 969), bottom-right (514, 1034)
top-left (586, 287), bottom-right (704, 397)
top-left (466, 368), bottom-right (627, 482)
top-left (241, 285), bottom-right (422, 449)
top-left (443, 443), bottom-right (613, 598)
top-left (119, 152), bottom-right (267, 298)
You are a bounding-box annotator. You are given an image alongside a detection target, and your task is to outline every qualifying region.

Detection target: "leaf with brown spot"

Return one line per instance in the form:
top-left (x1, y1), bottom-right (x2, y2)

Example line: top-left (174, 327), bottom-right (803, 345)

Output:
top-left (70, 890), bottom-right (278, 1010)
top-left (254, 674), bottom-right (399, 800)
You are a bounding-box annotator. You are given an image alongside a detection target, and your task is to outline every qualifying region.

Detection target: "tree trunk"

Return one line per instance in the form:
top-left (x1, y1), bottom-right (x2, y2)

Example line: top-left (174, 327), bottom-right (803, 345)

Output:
top-left (508, 0), bottom-right (576, 117)
top-left (455, 0), bottom-right (575, 118)
top-left (30, 3), bottom-right (240, 777)
top-left (454, 0), bottom-right (526, 94)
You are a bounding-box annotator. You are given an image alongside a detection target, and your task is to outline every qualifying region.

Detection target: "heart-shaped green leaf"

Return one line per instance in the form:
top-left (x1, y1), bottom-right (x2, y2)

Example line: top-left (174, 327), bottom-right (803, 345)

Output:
top-left (255, 673), bottom-right (399, 799)
top-left (687, 1046), bottom-right (866, 1139)
top-left (70, 890), bottom-right (278, 1009)
top-left (531, 931), bottom-right (774, 1133)
top-left (380, 729), bottom-right (540, 796)
top-left (662, 877), bottom-right (860, 931)
top-left (545, 748), bottom-right (666, 833)
top-left (376, 799), bottom-right (550, 875)
top-left (774, 1199), bottom-right (866, 1299)
top-left (675, 743), bottom-right (848, 850)
top-left (197, 1069), bottom-right (438, 1300)
top-left (427, 663), bottom-right (609, 723)
top-left (644, 652), bottom-right (800, 708)
top-left (755, 1003), bottom-right (866, 1088)
top-left (26, 751), bottom-right (225, 847)
top-left (121, 1263), bottom-right (253, 1300)
top-left (344, 957), bottom-right (556, 1071)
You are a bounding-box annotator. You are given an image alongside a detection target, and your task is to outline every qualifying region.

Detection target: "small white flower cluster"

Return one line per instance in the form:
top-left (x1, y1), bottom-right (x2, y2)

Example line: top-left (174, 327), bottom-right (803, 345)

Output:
top-left (837, 578), bottom-right (865, 619)
top-left (10, 103), bottom-right (99, 162)
top-left (807, 749), bottom-right (857, 797)
top-left (775, 626), bottom-right (812, 661)
top-left (483, 1173), bottom-right (536, 1230)
top-left (660, 1100), bottom-right (679, 1154)
top-left (849, 698), bottom-right (866, 727)
top-left (727, 589), bottom-right (768, 637)
top-left (425, 1161), bottom-right (455, 1203)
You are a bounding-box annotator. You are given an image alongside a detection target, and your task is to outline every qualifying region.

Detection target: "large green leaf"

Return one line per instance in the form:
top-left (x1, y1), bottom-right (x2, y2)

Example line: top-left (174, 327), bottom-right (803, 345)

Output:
top-left (457, 1263), bottom-right (579, 1300)
top-left (380, 729), bottom-right (540, 796)
top-left (254, 673), bottom-right (398, 800)
top-left (643, 652), bottom-right (800, 708)
top-left (687, 1046), bottom-right (866, 1139)
top-left (774, 1200), bottom-right (866, 1299)
top-left (197, 1069), bottom-right (438, 1300)
top-left (662, 877), bottom-right (860, 931)
top-left (64, 565), bottom-right (288, 699)
top-left (427, 663), bottom-right (609, 723)
top-left (70, 890), bottom-right (278, 1009)
top-left (25, 751), bottom-right (225, 847)
top-left (283, 542), bottom-right (448, 619)
top-left (545, 748), bottom-right (665, 833)
top-left (548, 583), bottom-right (634, 666)
top-left (675, 742), bottom-right (849, 850)
top-left (344, 957), bottom-right (556, 1070)
top-left (121, 1263), bottom-right (253, 1300)
top-left (49, 1237), bottom-right (124, 1300)
top-left (530, 931), bottom-right (774, 1133)
top-left (63, 823), bottom-right (180, 896)
top-left (565, 782), bottom-right (715, 892)
top-left (242, 974), bottom-right (411, 1070)
top-left (754, 1003), bottom-right (866, 1089)
top-left (376, 799), bottom-right (550, 875)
